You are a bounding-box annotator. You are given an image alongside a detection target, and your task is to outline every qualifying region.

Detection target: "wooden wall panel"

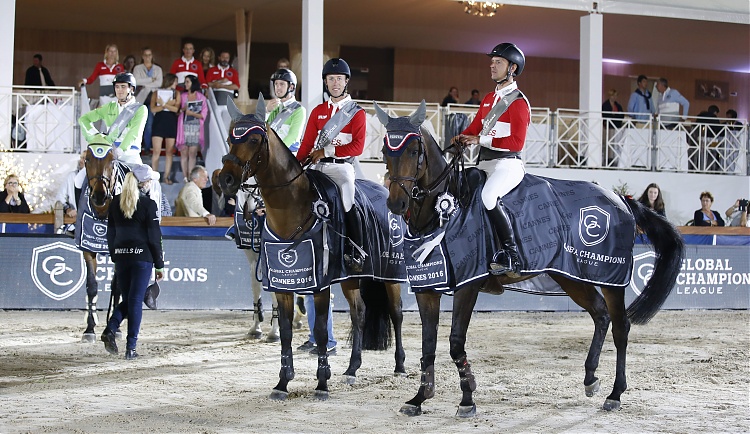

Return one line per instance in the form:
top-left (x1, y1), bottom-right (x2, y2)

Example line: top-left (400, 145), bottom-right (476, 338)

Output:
top-left (13, 29), bottom-right (181, 97)
top-left (395, 47), bottom-right (749, 119)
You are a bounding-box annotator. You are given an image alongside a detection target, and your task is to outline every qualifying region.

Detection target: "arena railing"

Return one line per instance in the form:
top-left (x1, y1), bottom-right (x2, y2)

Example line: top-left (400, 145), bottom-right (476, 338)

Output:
top-left (0, 86), bottom-right (80, 153)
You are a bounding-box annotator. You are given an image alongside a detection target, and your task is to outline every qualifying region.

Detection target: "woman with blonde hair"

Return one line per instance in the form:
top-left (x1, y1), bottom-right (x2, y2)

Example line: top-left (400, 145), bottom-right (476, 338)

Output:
top-left (79, 44), bottom-right (125, 104)
top-left (199, 47), bottom-right (215, 77)
top-left (1, 174), bottom-right (30, 213)
top-left (101, 167), bottom-right (164, 360)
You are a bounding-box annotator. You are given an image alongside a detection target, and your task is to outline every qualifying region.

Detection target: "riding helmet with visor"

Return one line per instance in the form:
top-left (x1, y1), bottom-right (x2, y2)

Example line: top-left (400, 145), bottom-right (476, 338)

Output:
top-left (269, 68), bottom-right (297, 99)
top-left (487, 43), bottom-right (525, 84)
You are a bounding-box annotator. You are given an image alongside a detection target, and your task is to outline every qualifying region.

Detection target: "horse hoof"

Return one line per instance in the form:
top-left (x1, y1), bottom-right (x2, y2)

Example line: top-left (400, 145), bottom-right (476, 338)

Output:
top-left (314, 390), bottom-right (329, 401)
top-left (585, 378), bottom-right (601, 397)
top-left (81, 333), bottom-right (96, 344)
top-left (393, 370), bottom-right (408, 377)
top-left (602, 399), bottom-right (621, 411)
top-left (399, 404), bottom-right (422, 417)
top-left (342, 375), bottom-right (356, 385)
top-left (293, 321), bottom-right (303, 330)
top-left (456, 404), bottom-right (477, 418)
top-left (247, 331), bottom-right (262, 339)
top-left (266, 335), bottom-right (280, 343)
top-left (269, 389), bottom-right (288, 401)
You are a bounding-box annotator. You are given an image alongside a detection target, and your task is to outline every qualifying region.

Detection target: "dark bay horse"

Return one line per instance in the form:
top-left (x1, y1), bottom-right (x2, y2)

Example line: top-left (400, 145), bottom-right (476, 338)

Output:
top-left (79, 140), bottom-right (124, 342)
top-left (377, 102), bottom-right (684, 416)
top-left (218, 100), bottom-right (405, 401)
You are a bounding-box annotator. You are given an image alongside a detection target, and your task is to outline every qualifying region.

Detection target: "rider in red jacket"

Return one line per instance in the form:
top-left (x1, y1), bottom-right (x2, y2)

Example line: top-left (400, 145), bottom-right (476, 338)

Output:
top-left (453, 43), bottom-right (530, 277)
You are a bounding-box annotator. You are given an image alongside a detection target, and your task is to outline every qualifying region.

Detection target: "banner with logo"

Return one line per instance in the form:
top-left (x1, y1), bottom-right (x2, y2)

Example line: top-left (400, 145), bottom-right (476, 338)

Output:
top-left (1, 236), bottom-right (746, 311)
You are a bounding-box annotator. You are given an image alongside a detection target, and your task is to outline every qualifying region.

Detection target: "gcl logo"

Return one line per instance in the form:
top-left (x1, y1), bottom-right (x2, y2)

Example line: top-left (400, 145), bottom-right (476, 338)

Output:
top-left (630, 251), bottom-right (656, 296)
top-left (278, 249), bottom-right (298, 268)
top-left (389, 213), bottom-right (404, 247)
top-left (578, 206), bottom-right (610, 247)
top-left (30, 242), bottom-right (86, 300)
top-left (93, 222), bottom-right (107, 237)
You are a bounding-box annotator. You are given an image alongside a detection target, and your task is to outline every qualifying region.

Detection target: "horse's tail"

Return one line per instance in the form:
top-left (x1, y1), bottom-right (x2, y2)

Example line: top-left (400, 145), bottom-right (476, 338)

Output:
top-left (355, 278), bottom-right (393, 350)
top-left (624, 197), bottom-right (685, 325)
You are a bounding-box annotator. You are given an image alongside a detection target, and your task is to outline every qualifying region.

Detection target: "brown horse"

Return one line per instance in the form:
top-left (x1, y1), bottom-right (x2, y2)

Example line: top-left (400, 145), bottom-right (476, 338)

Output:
top-left (79, 140), bottom-right (123, 342)
top-left (377, 102), bottom-right (684, 416)
top-left (218, 99), bottom-right (405, 401)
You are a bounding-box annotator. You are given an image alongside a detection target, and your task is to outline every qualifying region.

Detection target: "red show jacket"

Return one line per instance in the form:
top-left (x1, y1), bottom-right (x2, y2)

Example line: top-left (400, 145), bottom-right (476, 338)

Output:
top-left (462, 91), bottom-right (530, 152)
top-left (85, 62), bottom-right (124, 86)
top-left (169, 57), bottom-right (206, 86)
top-left (296, 101), bottom-right (366, 161)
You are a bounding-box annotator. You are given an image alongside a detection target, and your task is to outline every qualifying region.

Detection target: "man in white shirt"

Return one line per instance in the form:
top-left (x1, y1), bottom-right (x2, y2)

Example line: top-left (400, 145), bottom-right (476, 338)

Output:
top-left (174, 165), bottom-right (216, 225)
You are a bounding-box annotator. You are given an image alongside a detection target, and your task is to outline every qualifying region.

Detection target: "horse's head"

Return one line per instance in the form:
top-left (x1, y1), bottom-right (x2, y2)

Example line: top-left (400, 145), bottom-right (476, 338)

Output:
top-left (219, 95), bottom-right (269, 196)
top-left (376, 100), bottom-right (429, 216)
top-left (84, 137), bottom-right (116, 217)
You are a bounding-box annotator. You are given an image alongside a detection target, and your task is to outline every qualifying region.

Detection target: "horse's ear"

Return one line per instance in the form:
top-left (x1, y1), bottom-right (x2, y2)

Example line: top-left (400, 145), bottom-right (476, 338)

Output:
top-left (227, 97), bottom-right (244, 122)
top-left (256, 93), bottom-right (266, 122)
top-left (409, 100), bottom-right (427, 127)
top-left (373, 101), bottom-right (391, 127)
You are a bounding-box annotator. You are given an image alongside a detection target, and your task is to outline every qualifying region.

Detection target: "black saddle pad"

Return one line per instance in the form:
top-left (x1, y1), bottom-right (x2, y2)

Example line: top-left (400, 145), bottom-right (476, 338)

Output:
top-left (503, 173), bottom-right (636, 287)
top-left (259, 170), bottom-right (407, 294)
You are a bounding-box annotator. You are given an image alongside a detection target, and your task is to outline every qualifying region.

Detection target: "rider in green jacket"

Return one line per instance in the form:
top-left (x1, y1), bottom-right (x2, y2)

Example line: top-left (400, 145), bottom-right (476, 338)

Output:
top-left (79, 72), bottom-right (147, 166)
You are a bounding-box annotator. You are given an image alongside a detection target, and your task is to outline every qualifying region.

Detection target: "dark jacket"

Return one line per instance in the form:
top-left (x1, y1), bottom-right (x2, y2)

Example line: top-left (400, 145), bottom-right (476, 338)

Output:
top-left (24, 66), bottom-right (55, 87)
top-left (693, 209), bottom-right (725, 227)
top-left (107, 193), bottom-right (164, 268)
top-left (0, 191), bottom-right (31, 213)
top-left (602, 100), bottom-right (624, 128)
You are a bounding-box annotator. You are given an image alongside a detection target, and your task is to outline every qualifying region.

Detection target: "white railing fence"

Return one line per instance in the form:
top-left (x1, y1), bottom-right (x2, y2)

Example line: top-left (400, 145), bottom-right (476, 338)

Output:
top-left (1, 88), bottom-right (747, 177)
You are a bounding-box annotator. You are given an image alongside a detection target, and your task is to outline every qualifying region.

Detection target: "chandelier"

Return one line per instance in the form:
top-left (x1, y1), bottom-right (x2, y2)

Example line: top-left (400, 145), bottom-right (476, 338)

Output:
top-left (460, 1), bottom-right (501, 17)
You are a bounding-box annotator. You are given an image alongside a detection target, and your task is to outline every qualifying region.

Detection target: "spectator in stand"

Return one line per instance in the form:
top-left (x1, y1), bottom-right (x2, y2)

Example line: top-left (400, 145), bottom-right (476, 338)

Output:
top-left (724, 109), bottom-right (740, 127)
top-left (441, 86), bottom-right (459, 106)
top-left (266, 68), bottom-right (305, 153)
top-left (276, 57), bottom-right (291, 69)
top-left (656, 77), bottom-right (690, 126)
top-left (24, 54), bottom-right (55, 87)
top-left (637, 183), bottom-right (666, 217)
top-left (0, 174), bottom-right (30, 213)
top-left (602, 89), bottom-right (624, 128)
top-left (206, 51), bottom-right (240, 105)
top-left (696, 104), bottom-right (721, 132)
top-left (122, 55), bottom-right (136, 74)
top-left (169, 42), bottom-right (206, 89)
top-left (176, 76), bottom-right (208, 182)
top-left (199, 47), bottom-right (215, 78)
top-left (150, 73), bottom-right (180, 184)
top-left (79, 44), bottom-right (125, 105)
top-left (693, 191), bottom-right (724, 227)
top-left (725, 199), bottom-right (749, 227)
top-left (56, 150), bottom-right (87, 218)
top-left (174, 165), bottom-right (216, 225)
top-left (465, 89), bottom-right (481, 105)
top-left (627, 75), bottom-right (654, 121)
top-left (133, 47), bottom-right (163, 152)
top-left (101, 168), bottom-right (164, 360)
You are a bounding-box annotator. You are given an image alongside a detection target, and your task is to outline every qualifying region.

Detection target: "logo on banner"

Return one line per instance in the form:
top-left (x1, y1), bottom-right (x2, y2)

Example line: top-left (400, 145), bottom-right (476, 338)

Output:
top-left (93, 222), bottom-right (107, 237)
top-left (279, 249), bottom-right (298, 268)
top-left (30, 242), bottom-right (86, 301)
top-left (389, 213), bottom-right (403, 247)
top-left (579, 206), bottom-right (610, 247)
top-left (630, 251), bottom-right (656, 296)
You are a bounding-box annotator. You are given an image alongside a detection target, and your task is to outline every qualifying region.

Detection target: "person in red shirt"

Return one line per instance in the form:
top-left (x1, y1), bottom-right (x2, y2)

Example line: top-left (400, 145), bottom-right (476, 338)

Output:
top-left (79, 44), bottom-right (125, 104)
top-left (453, 43), bottom-right (530, 277)
top-left (205, 51), bottom-right (240, 105)
top-left (296, 58), bottom-right (366, 272)
top-left (169, 42), bottom-right (206, 89)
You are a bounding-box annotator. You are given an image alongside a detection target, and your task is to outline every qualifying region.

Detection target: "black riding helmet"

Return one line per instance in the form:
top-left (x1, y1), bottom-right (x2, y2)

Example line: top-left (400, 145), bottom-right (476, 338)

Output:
top-left (270, 68), bottom-right (297, 99)
top-left (487, 43), bottom-right (525, 84)
top-left (112, 72), bottom-right (137, 89)
top-left (322, 58), bottom-right (351, 79)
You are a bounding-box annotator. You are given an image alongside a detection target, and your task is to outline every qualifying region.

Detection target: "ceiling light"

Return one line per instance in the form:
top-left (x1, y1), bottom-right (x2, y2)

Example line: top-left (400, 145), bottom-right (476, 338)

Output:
top-left (460, 1), bottom-right (501, 17)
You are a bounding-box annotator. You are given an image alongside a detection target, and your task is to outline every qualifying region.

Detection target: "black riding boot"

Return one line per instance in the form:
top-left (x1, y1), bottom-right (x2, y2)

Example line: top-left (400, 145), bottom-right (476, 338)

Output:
top-left (344, 208), bottom-right (365, 273)
top-left (487, 202), bottom-right (521, 277)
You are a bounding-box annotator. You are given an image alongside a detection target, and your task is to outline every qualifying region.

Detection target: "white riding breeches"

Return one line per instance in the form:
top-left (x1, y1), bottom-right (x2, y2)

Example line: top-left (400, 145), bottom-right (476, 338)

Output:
top-left (311, 161), bottom-right (356, 211)
top-left (477, 158), bottom-right (525, 210)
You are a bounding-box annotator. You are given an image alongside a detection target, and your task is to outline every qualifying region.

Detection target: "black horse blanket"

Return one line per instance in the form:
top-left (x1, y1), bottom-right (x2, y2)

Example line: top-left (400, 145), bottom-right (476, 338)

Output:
top-left (74, 162), bottom-right (129, 254)
top-left (403, 169), bottom-right (636, 293)
top-left (259, 170), bottom-right (407, 294)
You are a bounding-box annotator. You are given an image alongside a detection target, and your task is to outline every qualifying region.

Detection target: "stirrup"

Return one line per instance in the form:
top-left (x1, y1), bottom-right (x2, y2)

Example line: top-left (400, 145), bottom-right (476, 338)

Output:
top-left (489, 251), bottom-right (520, 278)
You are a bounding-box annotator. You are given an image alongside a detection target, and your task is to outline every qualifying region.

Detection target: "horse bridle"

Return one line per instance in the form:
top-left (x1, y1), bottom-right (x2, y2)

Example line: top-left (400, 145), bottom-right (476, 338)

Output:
top-left (222, 130), bottom-right (306, 191)
top-left (86, 149), bottom-right (117, 208)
